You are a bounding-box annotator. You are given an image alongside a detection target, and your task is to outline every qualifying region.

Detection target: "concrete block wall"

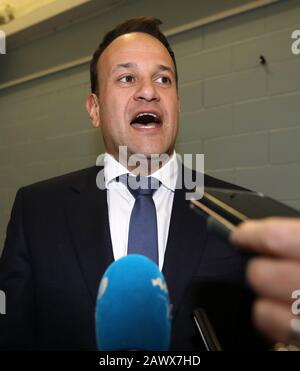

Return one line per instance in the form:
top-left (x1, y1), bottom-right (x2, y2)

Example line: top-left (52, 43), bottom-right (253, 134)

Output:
top-left (1, 0), bottom-right (300, 251)
top-left (0, 65), bottom-right (105, 250)
top-left (174, 0), bottom-right (300, 212)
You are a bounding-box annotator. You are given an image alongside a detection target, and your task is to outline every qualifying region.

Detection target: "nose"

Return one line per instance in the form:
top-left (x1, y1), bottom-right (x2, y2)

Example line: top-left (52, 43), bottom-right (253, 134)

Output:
top-left (133, 78), bottom-right (160, 102)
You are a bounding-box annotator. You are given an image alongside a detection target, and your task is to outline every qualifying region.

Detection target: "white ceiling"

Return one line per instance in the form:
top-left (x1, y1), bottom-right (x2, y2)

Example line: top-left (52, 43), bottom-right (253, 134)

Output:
top-left (0, 0), bottom-right (59, 18)
top-left (0, 0), bottom-right (110, 36)
top-left (0, 0), bottom-right (124, 50)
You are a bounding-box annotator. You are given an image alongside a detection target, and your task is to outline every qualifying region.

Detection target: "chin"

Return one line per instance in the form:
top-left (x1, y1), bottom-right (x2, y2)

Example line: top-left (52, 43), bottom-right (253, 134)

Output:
top-left (132, 142), bottom-right (172, 156)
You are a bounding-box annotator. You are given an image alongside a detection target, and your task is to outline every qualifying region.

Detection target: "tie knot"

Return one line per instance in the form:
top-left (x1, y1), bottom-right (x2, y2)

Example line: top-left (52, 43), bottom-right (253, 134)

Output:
top-left (119, 174), bottom-right (160, 198)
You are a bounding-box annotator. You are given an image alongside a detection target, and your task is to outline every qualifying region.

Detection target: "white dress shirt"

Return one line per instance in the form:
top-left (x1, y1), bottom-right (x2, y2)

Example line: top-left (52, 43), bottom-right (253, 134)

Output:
top-left (104, 151), bottom-right (178, 270)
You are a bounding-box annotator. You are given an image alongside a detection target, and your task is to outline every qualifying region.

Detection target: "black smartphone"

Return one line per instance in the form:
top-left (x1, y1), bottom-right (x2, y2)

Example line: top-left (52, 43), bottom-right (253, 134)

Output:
top-left (190, 187), bottom-right (300, 241)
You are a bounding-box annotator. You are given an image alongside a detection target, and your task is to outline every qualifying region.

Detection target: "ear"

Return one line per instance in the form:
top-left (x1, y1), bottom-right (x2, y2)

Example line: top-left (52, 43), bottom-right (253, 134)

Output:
top-left (86, 93), bottom-right (101, 128)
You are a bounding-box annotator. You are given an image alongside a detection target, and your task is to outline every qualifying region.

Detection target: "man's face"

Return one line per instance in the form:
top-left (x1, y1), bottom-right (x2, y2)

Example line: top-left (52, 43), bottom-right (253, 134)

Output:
top-left (92, 32), bottom-right (179, 160)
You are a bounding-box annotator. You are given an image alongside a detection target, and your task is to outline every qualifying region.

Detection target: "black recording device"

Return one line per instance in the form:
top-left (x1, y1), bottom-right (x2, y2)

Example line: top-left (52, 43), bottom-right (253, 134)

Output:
top-left (190, 187), bottom-right (300, 350)
top-left (190, 187), bottom-right (300, 242)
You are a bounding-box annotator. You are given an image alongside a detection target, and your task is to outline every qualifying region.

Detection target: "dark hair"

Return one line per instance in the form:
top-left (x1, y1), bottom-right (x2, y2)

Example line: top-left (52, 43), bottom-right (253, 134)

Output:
top-left (90, 16), bottom-right (178, 95)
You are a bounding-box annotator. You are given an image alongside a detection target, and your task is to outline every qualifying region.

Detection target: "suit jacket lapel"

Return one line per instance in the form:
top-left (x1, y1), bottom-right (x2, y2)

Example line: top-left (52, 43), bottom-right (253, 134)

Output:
top-left (64, 167), bottom-right (114, 306)
top-left (162, 179), bottom-right (208, 319)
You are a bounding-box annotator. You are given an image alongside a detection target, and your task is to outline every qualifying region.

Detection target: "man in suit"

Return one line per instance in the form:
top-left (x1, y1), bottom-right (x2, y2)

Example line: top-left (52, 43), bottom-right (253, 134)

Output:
top-left (0, 16), bottom-right (267, 350)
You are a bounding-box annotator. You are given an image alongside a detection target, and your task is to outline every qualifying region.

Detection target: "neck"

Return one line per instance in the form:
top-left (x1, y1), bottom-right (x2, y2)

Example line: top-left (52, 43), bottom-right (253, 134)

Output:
top-left (113, 150), bottom-right (173, 176)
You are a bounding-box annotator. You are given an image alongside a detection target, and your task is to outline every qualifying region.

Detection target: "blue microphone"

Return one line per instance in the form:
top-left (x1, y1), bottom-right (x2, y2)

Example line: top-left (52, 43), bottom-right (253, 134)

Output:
top-left (95, 254), bottom-right (171, 351)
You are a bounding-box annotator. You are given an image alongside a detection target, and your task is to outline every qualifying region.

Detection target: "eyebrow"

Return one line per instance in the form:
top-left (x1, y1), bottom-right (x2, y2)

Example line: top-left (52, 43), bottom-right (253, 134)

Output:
top-left (111, 63), bottom-right (175, 76)
top-left (112, 62), bottom-right (137, 73)
top-left (156, 64), bottom-right (175, 76)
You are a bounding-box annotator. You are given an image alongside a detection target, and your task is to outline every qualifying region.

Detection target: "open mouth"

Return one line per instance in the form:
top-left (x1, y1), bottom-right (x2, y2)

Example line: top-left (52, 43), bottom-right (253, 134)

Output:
top-left (130, 112), bottom-right (162, 129)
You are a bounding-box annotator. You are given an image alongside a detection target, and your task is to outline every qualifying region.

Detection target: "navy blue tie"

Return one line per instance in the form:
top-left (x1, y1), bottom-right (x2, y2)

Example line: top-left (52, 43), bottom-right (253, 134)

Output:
top-left (124, 175), bottom-right (160, 265)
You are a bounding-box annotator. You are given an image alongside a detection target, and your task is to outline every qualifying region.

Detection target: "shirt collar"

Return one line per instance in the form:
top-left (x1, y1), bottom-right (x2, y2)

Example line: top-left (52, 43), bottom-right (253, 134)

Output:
top-left (104, 151), bottom-right (178, 192)
top-left (150, 151), bottom-right (178, 192)
top-left (104, 153), bottom-right (130, 188)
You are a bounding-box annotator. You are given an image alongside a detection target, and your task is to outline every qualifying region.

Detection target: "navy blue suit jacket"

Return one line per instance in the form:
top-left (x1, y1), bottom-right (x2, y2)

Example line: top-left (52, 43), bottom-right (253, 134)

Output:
top-left (0, 166), bottom-right (267, 350)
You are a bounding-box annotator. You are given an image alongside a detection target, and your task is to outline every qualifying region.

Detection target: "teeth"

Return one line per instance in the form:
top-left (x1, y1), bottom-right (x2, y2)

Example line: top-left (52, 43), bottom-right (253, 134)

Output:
top-left (136, 112), bottom-right (158, 119)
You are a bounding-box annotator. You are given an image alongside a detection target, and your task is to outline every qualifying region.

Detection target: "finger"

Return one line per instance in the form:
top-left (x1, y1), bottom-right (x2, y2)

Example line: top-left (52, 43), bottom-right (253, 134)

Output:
top-left (230, 217), bottom-right (300, 260)
top-left (247, 258), bottom-right (300, 303)
top-left (253, 299), bottom-right (300, 347)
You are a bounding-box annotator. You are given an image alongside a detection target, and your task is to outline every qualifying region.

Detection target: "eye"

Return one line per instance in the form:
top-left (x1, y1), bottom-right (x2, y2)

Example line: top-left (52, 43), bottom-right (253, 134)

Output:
top-left (156, 76), bottom-right (172, 85)
top-left (119, 75), bottom-right (135, 83)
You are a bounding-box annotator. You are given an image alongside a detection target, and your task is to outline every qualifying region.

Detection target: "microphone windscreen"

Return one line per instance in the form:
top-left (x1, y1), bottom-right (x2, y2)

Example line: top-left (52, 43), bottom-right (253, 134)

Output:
top-left (95, 254), bottom-right (171, 351)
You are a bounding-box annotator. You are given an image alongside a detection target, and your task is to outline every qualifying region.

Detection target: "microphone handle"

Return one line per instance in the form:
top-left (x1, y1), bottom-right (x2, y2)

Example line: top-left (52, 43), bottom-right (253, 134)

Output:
top-left (193, 307), bottom-right (222, 351)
